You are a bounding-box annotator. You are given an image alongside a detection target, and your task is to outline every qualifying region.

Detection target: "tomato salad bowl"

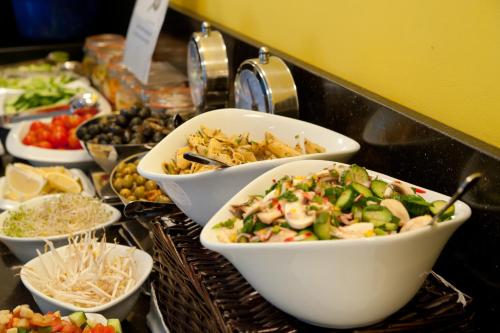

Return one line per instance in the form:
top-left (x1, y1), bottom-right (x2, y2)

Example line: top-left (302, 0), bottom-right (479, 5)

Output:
top-left (201, 160), bottom-right (472, 329)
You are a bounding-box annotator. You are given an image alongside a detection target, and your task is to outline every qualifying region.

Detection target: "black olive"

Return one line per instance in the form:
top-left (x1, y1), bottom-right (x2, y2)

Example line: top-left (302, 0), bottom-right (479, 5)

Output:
top-left (129, 138), bottom-right (141, 144)
top-left (110, 124), bottom-right (124, 135)
top-left (116, 115), bottom-right (129, 127)
top-left (158, 112), bottom-right (169, 120)
top-left (105, 133), bottom-right (114, 140)
top-left (78, 127), bottom-right (88, 136)
top-left (173, 114), bottom-right (185, 128)
top-left (131, 133), bottom-right (144, 142)
top-left (129, 117), bottom-right (142, 127)
top-left (131, 125), bottom-right (142, 134)
top-left (82, 134), bottom-right (92, 141)
top-left (111, 136), bottom-right (123, 145)
top-left (142, 127), bottom-right (154, 139)
top-left (153, 132), bottom-right (165, 142)
top-left (139, 108), bottom-right (151, 119)
top-left (87, 124), bottom-right (100, 136)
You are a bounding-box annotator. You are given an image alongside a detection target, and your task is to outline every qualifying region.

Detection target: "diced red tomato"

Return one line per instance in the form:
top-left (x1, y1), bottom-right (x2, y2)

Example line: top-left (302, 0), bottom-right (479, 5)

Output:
top-left (29, 121), bottom-right (48, 132)
top-left (36, 128), bottom-right (51, 141)
top-left (67, 128), bottom-right (81, 149)
top-left (22, 132), bottom-right (37, 145)
top-left (49, 126), bottom-right (69, 149)
top-left (33, 140), bottom-right (53, 149)
top-left (90, 324), bottom-right (115, 333)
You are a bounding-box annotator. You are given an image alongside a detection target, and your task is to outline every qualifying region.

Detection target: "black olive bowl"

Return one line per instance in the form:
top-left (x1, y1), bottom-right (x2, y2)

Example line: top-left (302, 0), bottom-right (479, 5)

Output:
top-left (76, 109), bottom-right (183, 173)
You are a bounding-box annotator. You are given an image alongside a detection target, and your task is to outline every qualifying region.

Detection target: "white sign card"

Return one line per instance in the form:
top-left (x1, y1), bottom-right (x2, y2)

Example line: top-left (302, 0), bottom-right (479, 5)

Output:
top-left (124, 0), bottom-right (169, 84)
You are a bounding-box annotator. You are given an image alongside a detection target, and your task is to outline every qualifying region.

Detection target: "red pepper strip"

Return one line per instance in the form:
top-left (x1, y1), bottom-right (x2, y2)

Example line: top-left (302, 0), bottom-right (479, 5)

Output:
top-left (415, 188), bottom-right (426, 194)
top-left (284, 237), bottom-right (295, 242)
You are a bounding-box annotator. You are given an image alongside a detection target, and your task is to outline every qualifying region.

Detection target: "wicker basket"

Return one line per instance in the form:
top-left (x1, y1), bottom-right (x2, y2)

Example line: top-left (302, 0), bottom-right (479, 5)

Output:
top-left (151, 214), bottom-right (475, 333)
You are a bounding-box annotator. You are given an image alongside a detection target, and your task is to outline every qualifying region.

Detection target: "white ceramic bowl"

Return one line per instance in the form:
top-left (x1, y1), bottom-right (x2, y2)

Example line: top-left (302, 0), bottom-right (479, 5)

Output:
top-left (138, 109), bottom-right (360, 225)
top-left (201, 160), bottom-right (472, 329)
top-left (0, 194), bottom-right (121, 262)
top-left (6, 120), bottom-right (93, 168)
top-left (0, 168), bottom-right (95, 211)
top-left (21, 243), bottom-right (153, 320)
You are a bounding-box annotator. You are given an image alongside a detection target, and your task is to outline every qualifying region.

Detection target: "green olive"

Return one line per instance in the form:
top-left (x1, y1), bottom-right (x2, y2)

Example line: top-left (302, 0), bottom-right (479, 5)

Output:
top-left (120, 188), bottom-right (132, 197)
top-left (113, 178), bottom-right (124, 191)
top-left (117, 163), bottom-right (127, 173)
top-left (145, 180), bottom-right (157, 191)
top-left (135, 174), bottom-right (146, 185)
top-left (156, 194), bottom-right (169, 203)
top-left (127, 195), bottom-right (137, 201)
top-left (134, 186), bottom-right (146, 198)
top-left (122, 174), bottom-right (134, 188)
top-left (125, 164), bottom-right (136, 174)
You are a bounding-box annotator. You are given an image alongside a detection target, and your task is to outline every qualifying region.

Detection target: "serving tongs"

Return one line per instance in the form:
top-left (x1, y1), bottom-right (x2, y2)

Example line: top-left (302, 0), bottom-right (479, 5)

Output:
top-left (1, 92), bottom-right (99, 125)
top-left (431, 172), bottom-right (482, 225)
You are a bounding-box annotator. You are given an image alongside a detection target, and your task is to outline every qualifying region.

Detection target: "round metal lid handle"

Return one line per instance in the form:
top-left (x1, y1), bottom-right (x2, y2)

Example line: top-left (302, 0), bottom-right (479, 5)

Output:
top-left (201, 21), bottom-right (211, 37)
top-left (259, 47), bottom-right (270, 64)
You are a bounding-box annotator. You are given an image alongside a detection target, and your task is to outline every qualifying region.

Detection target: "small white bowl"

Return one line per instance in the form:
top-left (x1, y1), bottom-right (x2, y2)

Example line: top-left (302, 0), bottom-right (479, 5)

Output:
top-left (21, 243), bottom-right (153, 320)
top-left (6, 120), bottom-right (93, 168)
top-left (138, 109), bottom-right (360, 225)
top-left (0, 168), bottom-right (95, 210)
top-left (0, 194), bottom-right (121, 262)
top-left (201, 160), bottom-right (472, 329)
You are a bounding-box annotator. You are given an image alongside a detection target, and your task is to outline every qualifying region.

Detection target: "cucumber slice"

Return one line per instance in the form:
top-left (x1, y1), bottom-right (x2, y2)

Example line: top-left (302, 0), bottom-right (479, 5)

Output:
top-left (430, 200), bottom-right (455, 220)
top-left (107, 319), bottom-right (123, 333)
top-left (362, 205), bottom-right (393, 223)
top-left (371, 179), bottom-right (388, 198)
top-left (374, 228), bottom-right (387, 236)
top-left (69, 311), bottom-right (87, 328)
top-left (341, 165), bottom-right (370, 186)
top-left (400, 195), bottom-right (430, 217)
top-left (336, 189), bottom-right (355, 211)
top-left (297, 229), bottom-right (319, 241)
top-left (351, 205), bottom-right (363, 221)
top-left (313, 212), bottom-right (331, 240)
top-left (351, 182), bottom-right (373, 198)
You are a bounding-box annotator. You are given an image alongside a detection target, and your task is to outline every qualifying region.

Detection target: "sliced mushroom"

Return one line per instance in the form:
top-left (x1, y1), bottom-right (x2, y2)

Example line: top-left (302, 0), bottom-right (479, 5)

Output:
top-left (392, 181), bottom-right (414, 195)
top-left (400, 215), bottom-right (433, 232)
top-left (284, 201), bottom-right (315, 229)
top-left (257, 208), bottom-right (283, 224)
top-left (380, 199), bottom-right (410, 225)
top-left (241, 200), bottom-right (262, 219)
top-left (331, 222), bottom-right (374, 239)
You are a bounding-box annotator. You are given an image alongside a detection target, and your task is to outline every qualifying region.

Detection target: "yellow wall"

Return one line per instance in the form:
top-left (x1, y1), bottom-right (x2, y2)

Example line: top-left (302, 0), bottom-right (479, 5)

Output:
top-left (170, 0), bottom-right (500, 148)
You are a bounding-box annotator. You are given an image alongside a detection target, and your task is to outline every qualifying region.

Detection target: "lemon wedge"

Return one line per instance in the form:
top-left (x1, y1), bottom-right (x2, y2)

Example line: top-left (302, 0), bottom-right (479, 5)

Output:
top-left (46, 172), bottom-right (82, 194)
top-left (6, 164), bottom-right (47, 200)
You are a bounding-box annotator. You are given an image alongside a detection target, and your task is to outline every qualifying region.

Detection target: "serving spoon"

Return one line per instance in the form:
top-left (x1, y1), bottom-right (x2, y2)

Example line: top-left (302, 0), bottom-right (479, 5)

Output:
top-left (183, 152), bottom-right (231, 168)
top-left (430, 172), bottom-right (482, 225)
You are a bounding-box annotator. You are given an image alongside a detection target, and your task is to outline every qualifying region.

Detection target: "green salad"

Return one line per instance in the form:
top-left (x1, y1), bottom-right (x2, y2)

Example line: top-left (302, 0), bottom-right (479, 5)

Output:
top-left (213, 164), bottom-right (455, 243)
top-left (1, 74), bottom-right (79, 114)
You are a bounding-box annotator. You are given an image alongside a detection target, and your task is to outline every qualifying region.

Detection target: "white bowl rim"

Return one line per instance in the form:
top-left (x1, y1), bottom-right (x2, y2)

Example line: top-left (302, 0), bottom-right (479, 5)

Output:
top-left (20, 243), bottom-right (153, 313)
top-left (0, 194), bottom-right (121, 242)
top-left (201, 160), bottom-right (472, 249)
top-left (138, 109), bottom-right (361, 181)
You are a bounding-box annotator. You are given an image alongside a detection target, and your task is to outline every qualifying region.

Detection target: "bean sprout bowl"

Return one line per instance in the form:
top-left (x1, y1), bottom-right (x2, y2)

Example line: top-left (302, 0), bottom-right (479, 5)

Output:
top-left (21, 240), bottom-right (153, 320)
top-left (0, 193), bottom-right (121, 262)
top-left (201, 160), bottom-right (472, 328)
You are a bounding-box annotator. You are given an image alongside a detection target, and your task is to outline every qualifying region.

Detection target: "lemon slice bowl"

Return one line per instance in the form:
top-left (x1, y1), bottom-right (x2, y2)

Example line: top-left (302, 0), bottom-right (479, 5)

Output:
top-left (0, 168), bottom-right (95, 210)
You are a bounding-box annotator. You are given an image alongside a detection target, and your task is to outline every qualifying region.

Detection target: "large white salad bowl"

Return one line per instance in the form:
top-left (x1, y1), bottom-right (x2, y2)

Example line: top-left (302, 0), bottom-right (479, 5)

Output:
top-left (138, 109), bottom-right (360, 225)
top-left (21, 243), bottom-right (153, 320)
top-left (0, 194), bottom-right (121, 262)
top-left (201, 160), bottom-right (472, 328)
